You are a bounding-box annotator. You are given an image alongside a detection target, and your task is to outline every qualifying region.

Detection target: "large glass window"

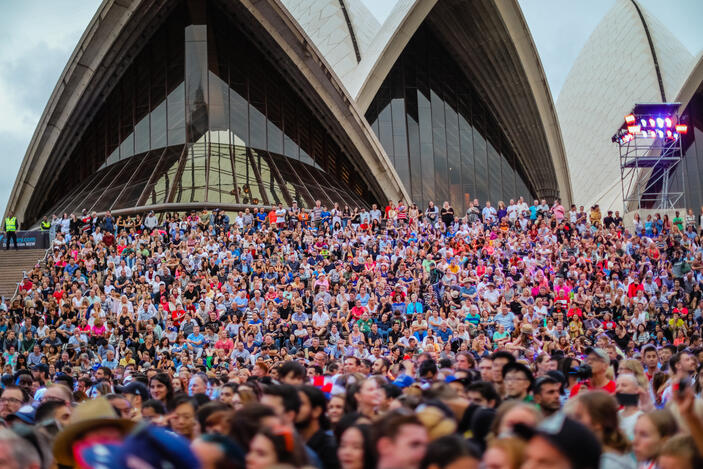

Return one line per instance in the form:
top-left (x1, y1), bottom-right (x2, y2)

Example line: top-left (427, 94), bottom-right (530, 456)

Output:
top-left (366, 23), bottom-right (534, 213)
top-left (35, 0), bottom-right (372, 220)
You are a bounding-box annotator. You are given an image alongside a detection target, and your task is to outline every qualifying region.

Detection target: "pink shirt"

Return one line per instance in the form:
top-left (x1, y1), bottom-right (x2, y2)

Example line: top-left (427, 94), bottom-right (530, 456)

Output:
top-left (552, 204), bottom-right (565, 221)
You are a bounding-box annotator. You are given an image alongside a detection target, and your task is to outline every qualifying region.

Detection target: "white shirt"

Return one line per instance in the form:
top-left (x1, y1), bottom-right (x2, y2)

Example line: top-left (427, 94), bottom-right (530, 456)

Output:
top-left (312, 311), bottom-right (329, 328)
top-left (507, 204), bottom-right (518, 221)
top-left (619, 409), bottom-right (643, 442)
top-left (483, 288), bottom-right (500, 304)
top-left (116, 265), bottom-right (132, 279)
top-left (482, 206), bottom-right (497, 222)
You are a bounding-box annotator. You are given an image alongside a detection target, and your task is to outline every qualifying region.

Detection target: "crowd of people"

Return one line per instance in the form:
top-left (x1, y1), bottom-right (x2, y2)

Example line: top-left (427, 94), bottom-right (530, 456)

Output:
top-left (1, 197), bottom-right (703, 469)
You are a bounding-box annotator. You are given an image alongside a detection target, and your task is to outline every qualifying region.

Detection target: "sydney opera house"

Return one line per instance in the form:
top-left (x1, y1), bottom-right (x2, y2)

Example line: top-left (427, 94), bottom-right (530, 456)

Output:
top-left (6, 0), bottom-right (703, 228)
top-left (5, 0), bottom-right (571, 228)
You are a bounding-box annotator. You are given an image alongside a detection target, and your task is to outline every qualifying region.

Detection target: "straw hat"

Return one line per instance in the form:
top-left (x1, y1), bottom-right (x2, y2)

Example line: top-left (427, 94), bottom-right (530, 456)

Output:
top-left (416, 405), bottom-right (457, 440)
top-left (53, 397), bottom-right (135, 466)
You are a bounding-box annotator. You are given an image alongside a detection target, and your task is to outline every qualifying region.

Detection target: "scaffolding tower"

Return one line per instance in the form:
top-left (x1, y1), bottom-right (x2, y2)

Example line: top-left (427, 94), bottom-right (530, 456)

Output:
top-left (612, 103), bottom-right (685, 212)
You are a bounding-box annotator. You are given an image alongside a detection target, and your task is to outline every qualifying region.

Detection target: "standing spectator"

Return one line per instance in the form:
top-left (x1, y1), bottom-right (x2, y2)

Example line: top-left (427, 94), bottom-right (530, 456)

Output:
top-left (4, 211), bottom-right (18, 250)
top-left (440, 201), bottom-right (454, 228)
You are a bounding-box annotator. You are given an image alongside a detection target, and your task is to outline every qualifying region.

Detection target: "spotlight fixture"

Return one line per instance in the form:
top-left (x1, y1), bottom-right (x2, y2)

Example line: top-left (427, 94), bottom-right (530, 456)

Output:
top-left (675, 124), bottom-right (688, 134)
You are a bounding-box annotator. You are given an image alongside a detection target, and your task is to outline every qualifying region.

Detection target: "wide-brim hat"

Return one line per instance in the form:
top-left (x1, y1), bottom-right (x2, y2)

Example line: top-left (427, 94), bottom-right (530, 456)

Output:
top-left (53, 397), bottom-right (135, 466)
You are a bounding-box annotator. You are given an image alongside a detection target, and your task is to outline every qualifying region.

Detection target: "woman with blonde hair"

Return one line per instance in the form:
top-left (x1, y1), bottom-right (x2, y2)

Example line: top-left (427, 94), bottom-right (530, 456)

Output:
top-left (618, 359), bottom-right (649, 390)
top-left (490, 401), bottom-right (542, 438)
top-left (326, 394), bottom-right (346, 427)
top-left (482, 437), bottom-right (526, 469)
top-left (632, 409), bottom-right (678, 467)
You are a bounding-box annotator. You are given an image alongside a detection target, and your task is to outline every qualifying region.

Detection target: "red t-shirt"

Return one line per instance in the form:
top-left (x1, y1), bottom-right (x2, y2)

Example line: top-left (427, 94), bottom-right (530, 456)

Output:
top-left (350, 305), bottom-right (366, 320)
top-left (569, 379), bottom-right (616, 397)
top-left (627, 282), bottom-right (643, 298)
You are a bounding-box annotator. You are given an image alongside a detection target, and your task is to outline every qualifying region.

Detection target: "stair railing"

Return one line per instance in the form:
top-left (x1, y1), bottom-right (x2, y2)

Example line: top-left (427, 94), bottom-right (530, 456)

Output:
top-left (8, 242), bottom-right (53, 302)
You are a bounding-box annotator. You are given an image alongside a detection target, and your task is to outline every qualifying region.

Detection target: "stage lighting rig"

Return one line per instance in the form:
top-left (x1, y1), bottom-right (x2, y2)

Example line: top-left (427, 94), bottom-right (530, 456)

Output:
top-left (612, 103), bottom-right (686, 211)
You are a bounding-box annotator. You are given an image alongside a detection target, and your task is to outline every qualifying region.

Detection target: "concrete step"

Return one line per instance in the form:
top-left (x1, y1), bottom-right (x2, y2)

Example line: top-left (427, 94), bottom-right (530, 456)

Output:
top-left (0, 249), bottom-right (46, 300)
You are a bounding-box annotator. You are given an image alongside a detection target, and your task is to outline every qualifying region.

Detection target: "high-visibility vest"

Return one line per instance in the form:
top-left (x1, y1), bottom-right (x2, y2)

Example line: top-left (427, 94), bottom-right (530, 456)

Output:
top-left (5, 217), bottom-right (17, 232)
top-left (40, 220), bottom-right (51, 231)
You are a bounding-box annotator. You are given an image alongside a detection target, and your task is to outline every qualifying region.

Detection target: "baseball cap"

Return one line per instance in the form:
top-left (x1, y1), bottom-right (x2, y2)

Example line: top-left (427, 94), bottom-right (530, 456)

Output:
top-left (514, 414), bottom-right (602, 469)
top-left (32, 364), bottom-right (49, 374)
top-left (6, 409), bottom-right (36, 425)
top-left (117, 381), bottom-right (149, 401)
top-left (75, 423), bottom-right (200, 469)
top-left (392, 374), bottom-right (415, 388)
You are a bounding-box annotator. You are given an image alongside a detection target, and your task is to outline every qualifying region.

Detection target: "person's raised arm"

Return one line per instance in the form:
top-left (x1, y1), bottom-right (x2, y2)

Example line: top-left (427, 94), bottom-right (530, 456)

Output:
top-left (674, 383), bottom-right (703, 456)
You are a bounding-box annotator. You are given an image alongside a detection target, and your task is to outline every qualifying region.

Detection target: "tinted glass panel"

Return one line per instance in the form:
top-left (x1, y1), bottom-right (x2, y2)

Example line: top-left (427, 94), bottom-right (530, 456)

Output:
top-left (113, 150), bottom-right (162, 210)
top-left (365, 23), bottom-right (534, 213)
top-left (168, 82), bottom-right (186, 146)
top-left (33, 0), bottom-right (372, 222)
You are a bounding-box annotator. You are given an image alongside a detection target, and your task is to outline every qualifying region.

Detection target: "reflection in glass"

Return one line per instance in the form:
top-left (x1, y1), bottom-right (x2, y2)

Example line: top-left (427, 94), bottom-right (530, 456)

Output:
top-left (185, 25), bottom-right (209, 144)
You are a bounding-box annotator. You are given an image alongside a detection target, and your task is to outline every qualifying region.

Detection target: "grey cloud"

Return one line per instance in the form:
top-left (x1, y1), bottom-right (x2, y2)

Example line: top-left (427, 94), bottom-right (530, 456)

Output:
top-left (0, 41), bottom-right (75, 114)
top-left (0, 131), bottom-right (30, 218)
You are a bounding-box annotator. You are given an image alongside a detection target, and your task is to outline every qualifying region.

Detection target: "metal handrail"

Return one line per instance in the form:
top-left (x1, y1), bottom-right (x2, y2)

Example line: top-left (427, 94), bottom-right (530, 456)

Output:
top-left (8, 239), bottom-right (53, 302)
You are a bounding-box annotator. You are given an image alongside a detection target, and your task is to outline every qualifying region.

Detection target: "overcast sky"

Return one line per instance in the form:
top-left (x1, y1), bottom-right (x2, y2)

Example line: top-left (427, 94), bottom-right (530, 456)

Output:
top-left (0, 0), bottom-right (701, 218)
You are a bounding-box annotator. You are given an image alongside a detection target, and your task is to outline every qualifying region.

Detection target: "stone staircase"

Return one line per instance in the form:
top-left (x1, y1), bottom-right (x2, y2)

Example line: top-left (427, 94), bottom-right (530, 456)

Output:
top-left (0, 249), bottom-right (46, 300)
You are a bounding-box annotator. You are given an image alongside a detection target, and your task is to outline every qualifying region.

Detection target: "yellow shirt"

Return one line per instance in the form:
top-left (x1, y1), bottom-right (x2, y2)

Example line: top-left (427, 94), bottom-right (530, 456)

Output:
top-left (668, 318), bottom-right (685, 329)
top-left (119, 357), bottom-right (136, 367)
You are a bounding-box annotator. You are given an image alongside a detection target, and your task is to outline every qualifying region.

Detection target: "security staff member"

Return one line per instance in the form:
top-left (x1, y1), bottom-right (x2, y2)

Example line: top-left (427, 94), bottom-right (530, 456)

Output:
top-left (5, 211), bottom-right (17, 250)
top-left (40, 217), bottom-right (51, 231)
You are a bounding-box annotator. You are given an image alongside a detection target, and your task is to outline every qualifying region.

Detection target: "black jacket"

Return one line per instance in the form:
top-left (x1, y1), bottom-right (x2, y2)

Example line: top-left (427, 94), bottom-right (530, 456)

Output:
top-left (307, 429), bottom-right (339, 469)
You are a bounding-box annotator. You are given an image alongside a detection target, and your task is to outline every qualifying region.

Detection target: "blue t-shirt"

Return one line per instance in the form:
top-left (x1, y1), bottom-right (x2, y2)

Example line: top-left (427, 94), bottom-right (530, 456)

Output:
top-left (356, 293), bottom-right (370, 306)
top-left (437, 329), bottom-right (452, 342)
top-left (529, 206), bottom-right (539, 220)
top-left (187, 333), bottom-right (205, 349)
top-left (406, 302), bottom-right (423, 315)
top-left (494, 311), bottom-right (515, 331)
top-left (65, 264), bottom-right (79, 276)
top-left (234, 296), bottom-right (248, 311)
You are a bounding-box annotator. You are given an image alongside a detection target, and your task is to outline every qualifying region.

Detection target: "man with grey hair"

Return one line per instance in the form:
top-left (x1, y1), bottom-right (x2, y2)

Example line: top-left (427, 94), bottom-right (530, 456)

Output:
top-left (0, 428), bottom-right (41, 469)
top-left (189, 372), bottom-right (209, 396)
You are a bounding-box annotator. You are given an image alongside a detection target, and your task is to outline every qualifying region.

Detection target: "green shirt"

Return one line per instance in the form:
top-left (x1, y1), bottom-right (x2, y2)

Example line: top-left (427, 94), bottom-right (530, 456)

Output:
top-left (673, 216), bottom-right (684, 230)
top-left (357, 318), bottom-right (373, 333)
